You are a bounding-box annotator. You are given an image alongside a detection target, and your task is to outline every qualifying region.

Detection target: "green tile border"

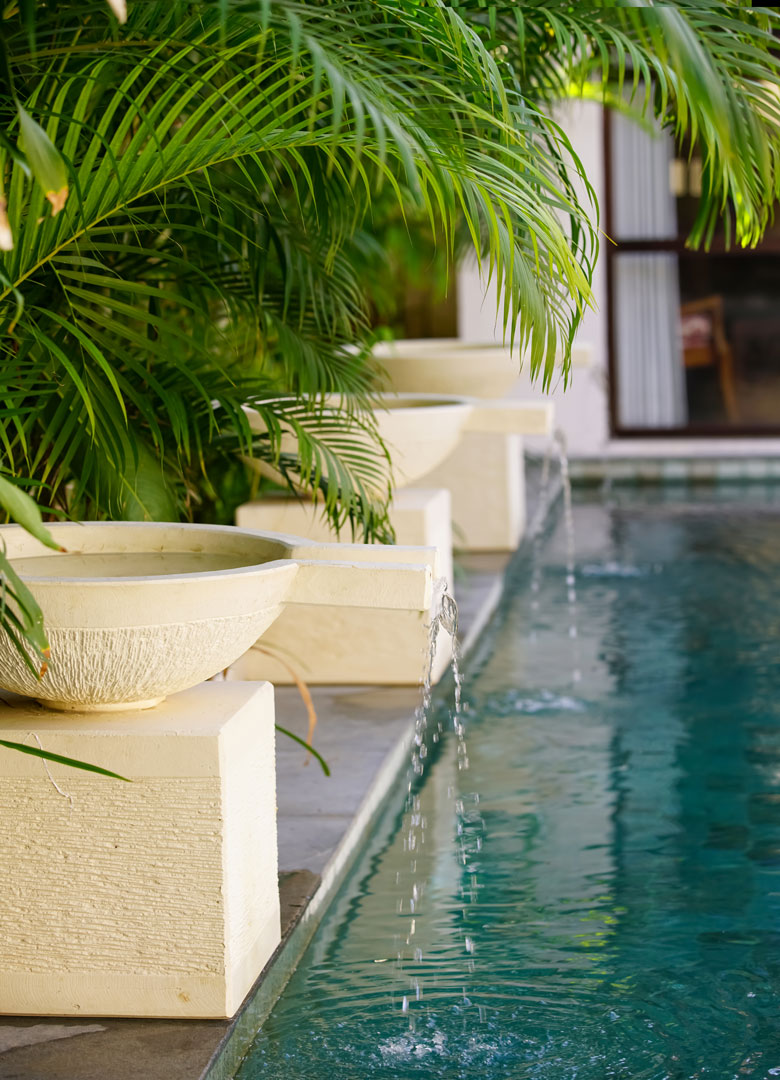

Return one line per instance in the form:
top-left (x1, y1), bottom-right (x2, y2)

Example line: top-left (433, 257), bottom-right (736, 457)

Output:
top-left (569, 456), bottom-right (780, 485)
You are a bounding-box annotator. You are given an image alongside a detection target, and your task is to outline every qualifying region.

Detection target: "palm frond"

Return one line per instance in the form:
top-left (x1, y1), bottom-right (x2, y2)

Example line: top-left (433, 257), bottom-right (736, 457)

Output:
top-left (2, 0), bottom-right (779, 550)
top-left (470, 1), bottom-right (780, 250)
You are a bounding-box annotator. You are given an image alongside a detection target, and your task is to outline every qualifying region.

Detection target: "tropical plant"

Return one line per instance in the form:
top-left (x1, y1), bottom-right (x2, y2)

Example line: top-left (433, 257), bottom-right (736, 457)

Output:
top-left (0, 0), bottom-right (593, 543)
top-left (0, 0), bottom-right (779, 729)
top-left (3, 2), bottom-right (776, 526)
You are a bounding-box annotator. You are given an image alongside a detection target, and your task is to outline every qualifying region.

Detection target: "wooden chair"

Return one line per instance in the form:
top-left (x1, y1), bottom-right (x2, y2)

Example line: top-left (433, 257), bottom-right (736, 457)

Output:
top-left (680, 295), bottom-right (740, 423)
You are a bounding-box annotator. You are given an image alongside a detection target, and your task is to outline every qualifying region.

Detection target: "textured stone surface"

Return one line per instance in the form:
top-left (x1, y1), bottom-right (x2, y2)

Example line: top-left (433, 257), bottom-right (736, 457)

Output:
top-left (0, 554), bottom-right (510, 1077)
top-left (0, 872), bottom-right (318, 1080)
top-left (0, 683), bottom-right (280, 1018)
top-left (0, 613), bottom-right (277, 709)
top-left (2, 776), bottom-right (225, 975)
top-left (233, 489), bottom-right (452, 686)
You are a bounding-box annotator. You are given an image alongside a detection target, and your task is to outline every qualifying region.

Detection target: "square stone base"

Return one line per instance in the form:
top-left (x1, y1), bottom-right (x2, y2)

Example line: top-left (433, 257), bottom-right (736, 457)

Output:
top-left (422, 432), bottom-right (526, 551)
top-left (0, 682), bottom-right (280, 1019)
top-left (232, 489), bottom-right (453, 685)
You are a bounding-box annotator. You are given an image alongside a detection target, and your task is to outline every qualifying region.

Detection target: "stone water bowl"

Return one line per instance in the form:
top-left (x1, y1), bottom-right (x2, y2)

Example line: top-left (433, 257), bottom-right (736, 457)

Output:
top-left (244, 393), bottom-right (554, 491)
top-left (0, 522), bottom-right (432, 712)
top-left (371, 338), bottom-right (592, 399)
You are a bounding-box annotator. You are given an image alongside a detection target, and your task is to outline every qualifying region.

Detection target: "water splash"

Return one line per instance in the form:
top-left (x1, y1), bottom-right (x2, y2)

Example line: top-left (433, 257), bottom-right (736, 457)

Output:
top-left (481, 688), bottom-right (587, 716)
top-left (396, 580), bottom-right (485, 1025)
top-left (527, 431), bottom-right (580, 684)
top-left (580, 561), bottom-right (648, 579)
top-left (554, 430), bottom-right (581, 683)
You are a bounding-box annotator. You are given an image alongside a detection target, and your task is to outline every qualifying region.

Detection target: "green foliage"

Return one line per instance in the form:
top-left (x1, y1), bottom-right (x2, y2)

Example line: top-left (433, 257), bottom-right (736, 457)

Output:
top-left (0, 1), bottom-right (778, 776)
top-left (0, 737), bottom-right (131, 780)
top-left (3, 1), bottom-right (774, 536)
top-left (0, 475), bottom-right (55, 673)
top-left (462, 2), bottom-right (780, 250)
top-left (0, 473), bottom-right (60, 551)
top-left (274, 725), bottom-right (331, 776)
top-left (0, 0), bottom-right (601, 542)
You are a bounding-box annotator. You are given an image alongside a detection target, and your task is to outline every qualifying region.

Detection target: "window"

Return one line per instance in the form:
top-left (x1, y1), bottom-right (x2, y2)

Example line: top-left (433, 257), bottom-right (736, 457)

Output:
top-left (606, 110), bottom-right (780, 435)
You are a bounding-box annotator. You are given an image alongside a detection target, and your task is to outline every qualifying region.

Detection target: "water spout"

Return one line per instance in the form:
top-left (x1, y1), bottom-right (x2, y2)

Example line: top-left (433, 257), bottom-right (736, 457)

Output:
top-left (393, 580), bottom-right (488, 1024)
top-left (528, 430), bottom-right (581, 685)
top-left (553, 430), bottom-right (581, 684)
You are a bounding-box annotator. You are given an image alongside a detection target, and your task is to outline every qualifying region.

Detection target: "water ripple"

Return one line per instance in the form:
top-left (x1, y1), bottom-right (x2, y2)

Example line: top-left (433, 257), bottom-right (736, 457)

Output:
top-left (238, 496), bottom-right (780, 1080)
top-left (478, 688), bottom-right (588, 716)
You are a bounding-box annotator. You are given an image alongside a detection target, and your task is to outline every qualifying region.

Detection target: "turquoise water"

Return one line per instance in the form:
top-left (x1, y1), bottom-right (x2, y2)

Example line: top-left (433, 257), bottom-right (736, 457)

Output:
top-left (238, 489), bottom-right (780, 1079)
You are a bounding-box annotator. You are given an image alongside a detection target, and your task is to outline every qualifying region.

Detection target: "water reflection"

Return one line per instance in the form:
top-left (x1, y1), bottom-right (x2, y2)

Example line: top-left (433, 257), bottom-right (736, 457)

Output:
top-left (238, 490), bottom-right (780, 1079)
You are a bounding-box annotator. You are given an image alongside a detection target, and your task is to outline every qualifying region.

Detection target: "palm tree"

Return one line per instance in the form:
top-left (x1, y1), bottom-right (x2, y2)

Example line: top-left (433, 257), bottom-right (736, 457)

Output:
top-left (1, 0), bottom-right (779, 688)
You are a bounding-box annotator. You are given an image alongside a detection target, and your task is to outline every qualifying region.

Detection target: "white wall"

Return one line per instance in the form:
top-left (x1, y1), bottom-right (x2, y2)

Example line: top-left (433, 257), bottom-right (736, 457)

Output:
top-left (456, 99), bottom-right (610, 458)
top-left (457, 99), bottom-right (780, 462)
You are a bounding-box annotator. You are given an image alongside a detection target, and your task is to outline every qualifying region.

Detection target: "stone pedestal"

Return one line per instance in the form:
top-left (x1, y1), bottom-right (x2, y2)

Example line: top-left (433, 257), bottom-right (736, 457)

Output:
top-left (0, 682), bottom-right (280, 1019)
top-left (421, 432), bottom-right (525, 552)
top-left (231, 489), bottom-right (452, 685)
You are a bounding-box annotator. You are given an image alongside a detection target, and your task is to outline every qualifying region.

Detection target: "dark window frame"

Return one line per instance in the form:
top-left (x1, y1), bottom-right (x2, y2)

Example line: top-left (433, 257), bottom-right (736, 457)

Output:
top-left (603, 109), bottom-right (780, 439)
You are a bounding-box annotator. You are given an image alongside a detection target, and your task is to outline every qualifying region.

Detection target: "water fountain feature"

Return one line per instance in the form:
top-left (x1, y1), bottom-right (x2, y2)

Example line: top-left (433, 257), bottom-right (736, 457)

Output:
top-left (0, 522), bottom-right (433, 710)
top-left (526, 431), bottom-right (581, 686)
top-left (554, 432), bottom-right (581, 685)
top-left (369, 339), bottom-right (563, 553)
top-left (391, 581), bottom-right (487, 1036)
top-left (234, 391), bottom-right (553, 687)
top-left (232, 485), bottom-right (780, 1080)
top-left (0, 522), bottom-right (435, 1020)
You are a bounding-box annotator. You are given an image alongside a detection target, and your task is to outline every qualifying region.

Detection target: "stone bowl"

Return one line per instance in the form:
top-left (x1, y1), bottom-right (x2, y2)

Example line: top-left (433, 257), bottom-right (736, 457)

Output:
top-left (372, 339), bottom-right (592, 398)
top-left (244, 393), bottom-right (553, 492)
top-left (370, 395), bottom-right (473, 486)
top-left (372, 340), bottom-right (520, 399)
top-left (0, 522), bottom-right (432, 711)
top-left (244, 395), bottom-right (470, 491)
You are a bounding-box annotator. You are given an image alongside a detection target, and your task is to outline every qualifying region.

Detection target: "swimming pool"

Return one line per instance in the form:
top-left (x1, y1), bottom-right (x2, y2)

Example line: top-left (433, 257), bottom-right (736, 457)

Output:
top-left (236, 487), bottom-right (780, 1079)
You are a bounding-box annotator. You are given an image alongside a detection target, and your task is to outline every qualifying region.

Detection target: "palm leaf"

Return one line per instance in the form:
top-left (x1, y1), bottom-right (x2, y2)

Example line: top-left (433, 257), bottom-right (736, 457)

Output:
top-left (1, 0), bottom-right (779, 543)
top-left (0, 738), bottom-right (132, 781)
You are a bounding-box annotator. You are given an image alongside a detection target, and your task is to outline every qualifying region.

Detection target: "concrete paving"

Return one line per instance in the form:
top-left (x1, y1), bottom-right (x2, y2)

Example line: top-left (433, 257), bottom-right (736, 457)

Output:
top-left (275, 683), bottom-right (421, 873)
top-left (0, 555), bottom-right (510, 1080)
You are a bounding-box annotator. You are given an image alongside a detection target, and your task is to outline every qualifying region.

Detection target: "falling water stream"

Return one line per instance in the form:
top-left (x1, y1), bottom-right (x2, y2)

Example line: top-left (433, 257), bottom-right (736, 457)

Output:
top-left (528, 431), bottom-right (580, 686)
top-left (396, 579), bottom-right (482, 1026)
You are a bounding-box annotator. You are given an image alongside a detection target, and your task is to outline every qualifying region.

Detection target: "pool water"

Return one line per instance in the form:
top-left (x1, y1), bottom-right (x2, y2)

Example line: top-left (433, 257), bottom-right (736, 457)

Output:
top-left (237, 489), bottom-right (780, 1079)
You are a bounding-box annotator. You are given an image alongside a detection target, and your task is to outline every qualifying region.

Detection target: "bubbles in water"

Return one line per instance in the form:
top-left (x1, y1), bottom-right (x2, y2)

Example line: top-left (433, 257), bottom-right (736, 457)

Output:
top-left (481, 687), bottom-right (587, 716)
top-left (580, 561), bottom-right (646, 578)
top-left (377, 1031), bottom-right (447, 1062)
